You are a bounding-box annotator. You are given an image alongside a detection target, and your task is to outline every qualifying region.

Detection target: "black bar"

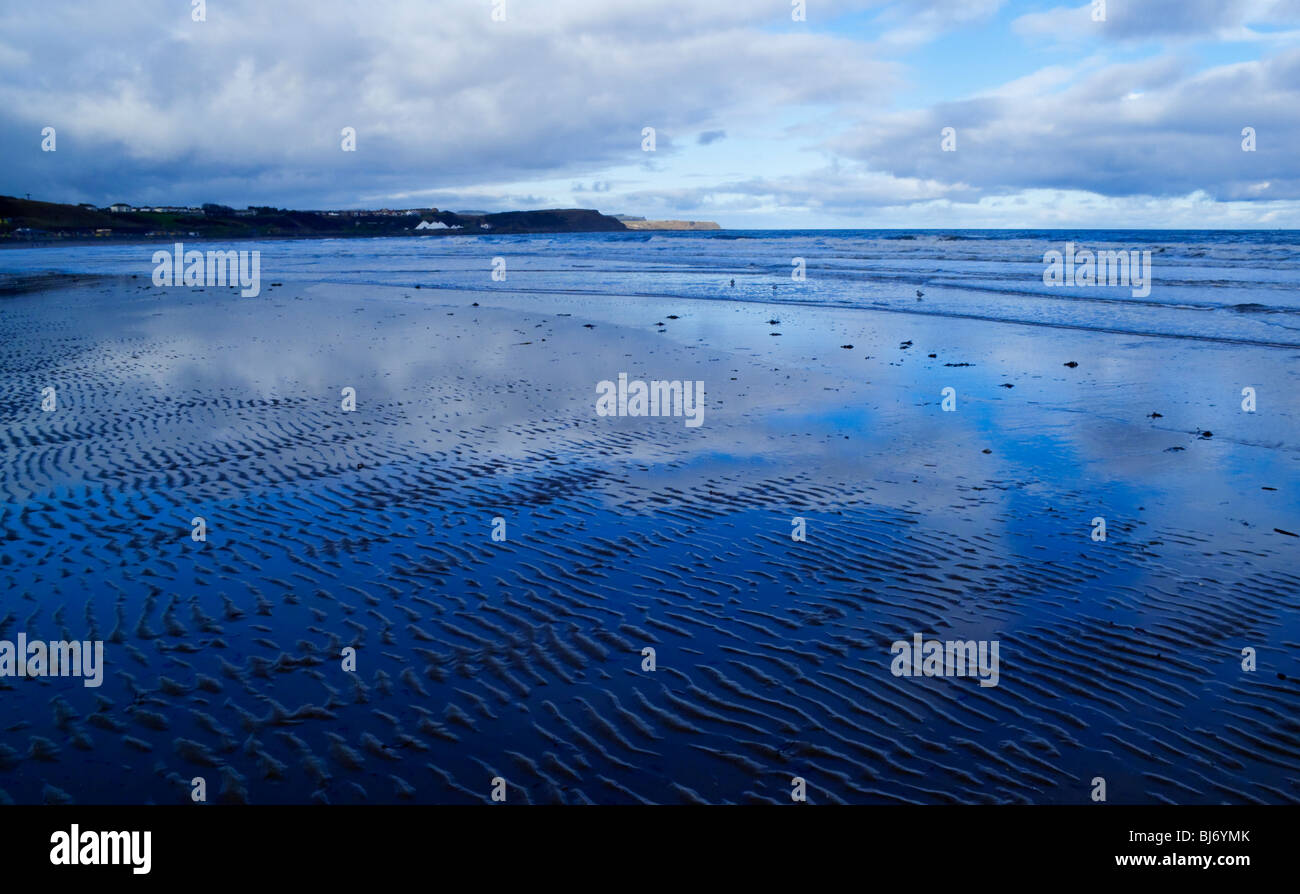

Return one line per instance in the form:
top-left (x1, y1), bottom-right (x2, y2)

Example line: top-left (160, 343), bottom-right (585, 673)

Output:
top-left (4, 805), bottom-right (1281, 881)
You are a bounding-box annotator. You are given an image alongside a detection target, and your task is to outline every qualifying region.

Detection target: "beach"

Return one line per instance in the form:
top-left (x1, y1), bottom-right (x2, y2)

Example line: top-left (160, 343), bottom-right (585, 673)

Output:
top-left (1, 233), bottom-right (1298, 805)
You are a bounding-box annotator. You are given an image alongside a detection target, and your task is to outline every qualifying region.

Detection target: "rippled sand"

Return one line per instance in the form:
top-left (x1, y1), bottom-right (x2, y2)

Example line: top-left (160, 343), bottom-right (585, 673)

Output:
top-left (1, 274), bottom-right (1297, 804)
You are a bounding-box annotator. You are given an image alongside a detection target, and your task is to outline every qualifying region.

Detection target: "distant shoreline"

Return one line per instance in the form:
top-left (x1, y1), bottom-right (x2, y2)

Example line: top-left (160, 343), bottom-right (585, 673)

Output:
top-left (0, 231), bottom-right (543, 250)
top-left (0, 195), bottom-right (638, 243)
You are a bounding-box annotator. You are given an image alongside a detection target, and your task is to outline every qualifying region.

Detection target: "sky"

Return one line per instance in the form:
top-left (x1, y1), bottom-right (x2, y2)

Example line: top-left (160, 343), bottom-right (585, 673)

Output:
top-left (2, 0), bottom-right (1299, 228)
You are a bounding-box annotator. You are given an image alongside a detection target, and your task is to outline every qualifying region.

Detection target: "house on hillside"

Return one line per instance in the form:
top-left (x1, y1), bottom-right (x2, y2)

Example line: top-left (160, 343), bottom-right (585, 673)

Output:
top-left (108, 203), bottom-right (133, 213)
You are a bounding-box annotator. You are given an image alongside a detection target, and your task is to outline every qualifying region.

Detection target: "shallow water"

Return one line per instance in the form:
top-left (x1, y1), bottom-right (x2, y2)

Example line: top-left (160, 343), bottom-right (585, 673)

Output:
top-left (5, 229), bottom-right (1300, 345)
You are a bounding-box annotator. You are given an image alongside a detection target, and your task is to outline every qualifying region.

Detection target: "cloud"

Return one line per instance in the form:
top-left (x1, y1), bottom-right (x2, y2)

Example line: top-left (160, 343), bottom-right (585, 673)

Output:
top-left (0, 0), bottom-right (894, 206)
top-left (1013, 0), bottom-right (1300, 43)
top-left (829, 49), bottom-right (1300, 201)
top-left (873, 0), bottom-right (1005, 50)
top-left (622, 164), bottom-right (970, 215)
top-left (1, 0), bottom-right (1297, 226)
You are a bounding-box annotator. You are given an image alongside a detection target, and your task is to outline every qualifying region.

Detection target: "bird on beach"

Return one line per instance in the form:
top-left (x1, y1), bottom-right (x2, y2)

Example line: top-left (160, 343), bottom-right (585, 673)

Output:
top-left (916, 289), bottom-right (924, 300)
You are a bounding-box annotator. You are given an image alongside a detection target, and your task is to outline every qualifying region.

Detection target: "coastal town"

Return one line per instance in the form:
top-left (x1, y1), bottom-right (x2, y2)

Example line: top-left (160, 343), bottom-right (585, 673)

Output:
top-left (0, 195), bottom-right (719, 241)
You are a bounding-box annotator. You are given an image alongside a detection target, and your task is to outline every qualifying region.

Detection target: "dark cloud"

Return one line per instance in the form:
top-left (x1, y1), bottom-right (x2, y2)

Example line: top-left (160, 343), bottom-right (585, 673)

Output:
top-left (0, 0), bottom-right (893, 207)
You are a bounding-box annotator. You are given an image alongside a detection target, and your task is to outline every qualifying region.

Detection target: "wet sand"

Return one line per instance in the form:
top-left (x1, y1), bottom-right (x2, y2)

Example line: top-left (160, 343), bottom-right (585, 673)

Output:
top-left (1, 274), bottom-right (1298, 804)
